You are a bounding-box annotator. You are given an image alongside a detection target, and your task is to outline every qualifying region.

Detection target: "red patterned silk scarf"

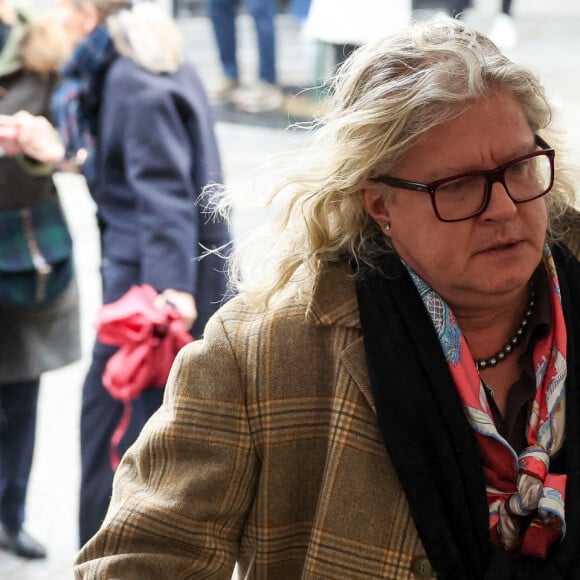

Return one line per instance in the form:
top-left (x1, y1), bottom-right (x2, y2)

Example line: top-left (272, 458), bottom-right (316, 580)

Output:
top-left (406, 245), bottom-right (567, 558)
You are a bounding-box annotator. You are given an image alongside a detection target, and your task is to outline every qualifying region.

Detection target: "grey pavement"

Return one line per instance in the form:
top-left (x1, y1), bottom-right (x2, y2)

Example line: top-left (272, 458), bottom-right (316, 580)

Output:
top-left (2, 2), bottom-right (580, 578)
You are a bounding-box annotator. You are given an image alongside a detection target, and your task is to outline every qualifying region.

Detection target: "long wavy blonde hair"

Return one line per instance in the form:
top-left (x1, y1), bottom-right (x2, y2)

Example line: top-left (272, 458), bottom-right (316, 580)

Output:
top-left (218, 18), bottom-right (578, 307)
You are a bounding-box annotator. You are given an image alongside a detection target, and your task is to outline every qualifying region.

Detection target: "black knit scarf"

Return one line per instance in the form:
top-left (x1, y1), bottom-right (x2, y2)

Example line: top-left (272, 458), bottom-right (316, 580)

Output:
top-left (355, 245), bottom-right (580, 579)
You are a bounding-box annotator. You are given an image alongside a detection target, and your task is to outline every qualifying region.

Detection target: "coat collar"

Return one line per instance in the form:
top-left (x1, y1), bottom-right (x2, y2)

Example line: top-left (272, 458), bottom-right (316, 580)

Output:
top-left (304, 261), bottom-right (371, 412)
top-left (305, 261), bottom-right (360, 329)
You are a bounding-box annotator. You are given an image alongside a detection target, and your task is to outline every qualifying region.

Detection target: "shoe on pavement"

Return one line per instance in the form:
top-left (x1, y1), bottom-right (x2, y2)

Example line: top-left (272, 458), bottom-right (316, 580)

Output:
top-left (0, 523), bottom-right (47, 559)
top-left (489, 13), bottom-right (517, 50)
top-left (207, 76), bottom-right (240, 106)
top-left (233, 81), bottom-right (284, 114)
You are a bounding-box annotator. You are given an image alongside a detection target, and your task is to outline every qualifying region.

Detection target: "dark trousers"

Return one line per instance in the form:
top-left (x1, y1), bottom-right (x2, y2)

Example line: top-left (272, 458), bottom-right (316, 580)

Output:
top-left (207, 0), bottom-right (278, 83)
top-left (78, 347), bottom-right (164, 546)
top-left (0, 378), bottom-right (40, 532)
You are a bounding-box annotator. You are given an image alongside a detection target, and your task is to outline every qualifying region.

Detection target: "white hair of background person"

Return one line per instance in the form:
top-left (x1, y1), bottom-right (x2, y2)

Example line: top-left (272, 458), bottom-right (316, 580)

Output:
top-left (108, 1), bottom-right (183, 73)
top-left (69, 0), bottom-right (183, 73)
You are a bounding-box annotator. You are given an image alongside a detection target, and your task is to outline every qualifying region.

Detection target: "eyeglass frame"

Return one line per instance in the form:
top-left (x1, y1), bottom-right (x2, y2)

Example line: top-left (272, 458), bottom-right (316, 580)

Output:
top-left (369, 135), bottom-right (555, 222)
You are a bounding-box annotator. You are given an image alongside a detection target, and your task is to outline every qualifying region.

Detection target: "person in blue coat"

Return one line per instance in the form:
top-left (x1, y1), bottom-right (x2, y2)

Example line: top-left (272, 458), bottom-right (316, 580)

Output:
top-left (46, 0), bottom-right (231, 546)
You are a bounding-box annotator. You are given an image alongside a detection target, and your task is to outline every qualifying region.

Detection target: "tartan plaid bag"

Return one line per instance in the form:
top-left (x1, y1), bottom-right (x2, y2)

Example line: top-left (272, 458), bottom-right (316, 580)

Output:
top-left (0, 199), bottom-right (73, 306)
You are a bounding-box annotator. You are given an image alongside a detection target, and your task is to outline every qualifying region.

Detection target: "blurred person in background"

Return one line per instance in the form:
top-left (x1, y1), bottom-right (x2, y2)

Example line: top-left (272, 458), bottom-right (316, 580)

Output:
top-left (305, 0), bottom-right (411, 69)
top-left (0, 0), bottom-right (80, 560)
top-left (75, 17), bottom-right (580, 578)
top-left (489, 0), bottom-right (516, 50)
top-left (45, 0), bottom-right (231, 546)
top-left (446, 0), bottom-right (517, 49)
top-left (206, 0), bottom-right (284, 113)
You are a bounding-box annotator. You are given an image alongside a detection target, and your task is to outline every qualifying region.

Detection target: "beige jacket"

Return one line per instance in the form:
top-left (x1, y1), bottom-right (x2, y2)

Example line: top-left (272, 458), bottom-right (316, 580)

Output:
top-left (75, 218), bottom-right (580, 579)
top-left (75, 262), bottom-right (434, 579)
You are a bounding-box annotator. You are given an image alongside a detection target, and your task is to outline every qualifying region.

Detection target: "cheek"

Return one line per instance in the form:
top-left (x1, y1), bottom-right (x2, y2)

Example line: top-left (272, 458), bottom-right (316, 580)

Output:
top-left (390, 221), bottom-right (453, 269)
top-left (389, 212), bottom-right (472, 287)
top-left (538, 202), bottom-right (548, 234)
top-left (386, 192), bottom-right (477, 282)
top-left (524, 199), bottom-right (548, 247)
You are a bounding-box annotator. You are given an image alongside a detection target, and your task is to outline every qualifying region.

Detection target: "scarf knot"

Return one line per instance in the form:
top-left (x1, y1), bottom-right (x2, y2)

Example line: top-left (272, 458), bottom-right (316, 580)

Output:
top-left (495, 446), bottom-right (560, 551)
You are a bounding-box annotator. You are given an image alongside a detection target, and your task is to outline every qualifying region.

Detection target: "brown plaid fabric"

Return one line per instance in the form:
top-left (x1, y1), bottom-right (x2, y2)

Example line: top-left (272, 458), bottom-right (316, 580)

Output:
top-left (75, 263), bottom-right (434, 579)
top-left (75, 208), bottom-right (580, 578)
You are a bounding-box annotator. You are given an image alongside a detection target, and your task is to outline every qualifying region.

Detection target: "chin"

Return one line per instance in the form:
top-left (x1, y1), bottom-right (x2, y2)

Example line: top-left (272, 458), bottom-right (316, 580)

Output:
top-left (478, 246), bottom-right (542, 290)
top-left (479, 268), bottom-right (537, 297)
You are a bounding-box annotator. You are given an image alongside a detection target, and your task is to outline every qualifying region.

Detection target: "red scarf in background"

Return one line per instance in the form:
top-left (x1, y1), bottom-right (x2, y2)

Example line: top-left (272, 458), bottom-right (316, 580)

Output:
top-left (96, 284), bottom-right (193, 469)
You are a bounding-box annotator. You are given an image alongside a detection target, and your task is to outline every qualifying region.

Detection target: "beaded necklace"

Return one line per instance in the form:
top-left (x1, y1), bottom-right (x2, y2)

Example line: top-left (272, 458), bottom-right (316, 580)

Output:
top-left (474, 286), bottom-right (536, 372)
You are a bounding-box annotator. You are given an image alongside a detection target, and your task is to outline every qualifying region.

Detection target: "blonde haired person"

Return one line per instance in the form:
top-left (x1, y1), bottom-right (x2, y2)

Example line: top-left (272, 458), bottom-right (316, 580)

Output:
top-left (46, 0), bottom-right (230, 546)
top-left (76, 18), bottom-right (580, 578)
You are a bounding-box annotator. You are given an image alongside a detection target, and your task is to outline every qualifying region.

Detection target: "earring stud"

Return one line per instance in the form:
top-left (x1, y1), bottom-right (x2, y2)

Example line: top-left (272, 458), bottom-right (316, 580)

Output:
top-left (383, 223), bottom-right (391, 231)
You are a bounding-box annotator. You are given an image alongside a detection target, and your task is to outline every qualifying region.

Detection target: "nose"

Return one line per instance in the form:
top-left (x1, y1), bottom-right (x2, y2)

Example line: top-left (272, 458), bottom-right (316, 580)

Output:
top-left (481, 179), bottom-right (517, 220)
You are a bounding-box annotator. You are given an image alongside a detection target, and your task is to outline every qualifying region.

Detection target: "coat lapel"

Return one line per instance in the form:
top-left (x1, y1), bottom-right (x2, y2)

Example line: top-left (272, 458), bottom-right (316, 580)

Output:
top-left (340, 337), bottom-right (375, 413)
top-left (306, 263), bottom-right (376, 411)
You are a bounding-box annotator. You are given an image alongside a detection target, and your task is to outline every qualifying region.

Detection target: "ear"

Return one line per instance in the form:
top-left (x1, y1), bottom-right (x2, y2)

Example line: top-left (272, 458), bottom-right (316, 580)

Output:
top-left (360, 179), bottom-right (391, 229)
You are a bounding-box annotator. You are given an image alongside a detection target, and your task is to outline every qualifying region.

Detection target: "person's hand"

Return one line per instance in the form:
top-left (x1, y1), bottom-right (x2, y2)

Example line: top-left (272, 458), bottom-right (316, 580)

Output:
top-left (12, 111), bottom-right (65, 165)
top-left (156, 288), bottom-right (197, 332)
top-left (0, 115), bottom-right (22, 156)
top-left (0, 112), bottom-right (64, 164)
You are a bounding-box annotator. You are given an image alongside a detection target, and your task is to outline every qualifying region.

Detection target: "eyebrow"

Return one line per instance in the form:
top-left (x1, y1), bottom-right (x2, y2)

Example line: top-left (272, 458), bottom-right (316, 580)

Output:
top-left (424, 140), bottom-right (538, 181)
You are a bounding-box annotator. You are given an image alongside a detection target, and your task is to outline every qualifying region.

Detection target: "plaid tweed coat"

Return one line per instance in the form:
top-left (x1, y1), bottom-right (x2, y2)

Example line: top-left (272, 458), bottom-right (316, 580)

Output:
top-left (75, 262), bottom-right (436, 579)
top-left (76, 223), bottom-right (580, 579)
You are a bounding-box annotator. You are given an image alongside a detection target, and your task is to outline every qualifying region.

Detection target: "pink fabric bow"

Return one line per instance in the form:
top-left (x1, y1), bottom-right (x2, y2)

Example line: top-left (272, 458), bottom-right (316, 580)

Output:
top-left (96, 284), bottom-right (194, 469)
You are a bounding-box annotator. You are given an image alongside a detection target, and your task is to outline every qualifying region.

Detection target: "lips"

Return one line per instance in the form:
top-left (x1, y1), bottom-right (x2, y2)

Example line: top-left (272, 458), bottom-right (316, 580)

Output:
top-left (479, 239), bottom-right (522, 253)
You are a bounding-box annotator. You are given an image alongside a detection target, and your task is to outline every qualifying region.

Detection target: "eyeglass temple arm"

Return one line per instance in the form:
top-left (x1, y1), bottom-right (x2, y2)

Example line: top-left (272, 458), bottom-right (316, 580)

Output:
top-left (371, 175), bottom-right (433, 193)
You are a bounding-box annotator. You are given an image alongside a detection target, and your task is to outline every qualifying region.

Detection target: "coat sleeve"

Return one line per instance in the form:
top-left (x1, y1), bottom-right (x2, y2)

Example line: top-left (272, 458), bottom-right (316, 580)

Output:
top-left (124, 88), bottom-right (200, 293)
top-left (74, 311), bottom-right (257, 578)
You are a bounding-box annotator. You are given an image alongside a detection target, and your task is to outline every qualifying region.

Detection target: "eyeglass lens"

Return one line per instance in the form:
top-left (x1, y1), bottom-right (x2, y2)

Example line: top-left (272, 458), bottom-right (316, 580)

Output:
top-left (434, 153), bottom-right (553, 221)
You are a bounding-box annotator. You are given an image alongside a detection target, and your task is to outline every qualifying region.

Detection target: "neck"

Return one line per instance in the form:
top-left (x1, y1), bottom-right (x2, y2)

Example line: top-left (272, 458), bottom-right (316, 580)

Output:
top-left (454, 286), bottom-right (531, 363)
